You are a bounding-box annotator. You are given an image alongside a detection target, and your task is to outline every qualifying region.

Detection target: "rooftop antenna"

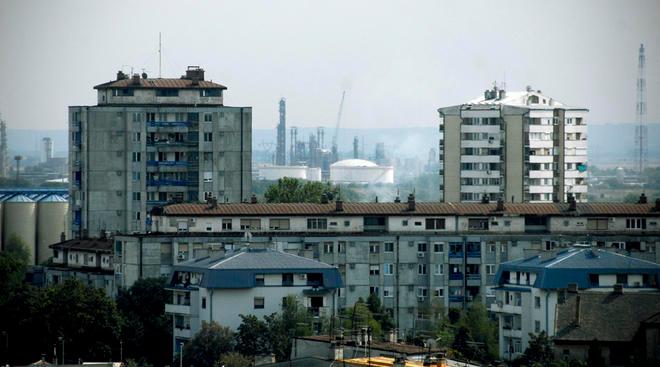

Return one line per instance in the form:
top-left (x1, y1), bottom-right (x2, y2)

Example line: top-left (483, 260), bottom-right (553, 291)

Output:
top-left (158, 32), bottom-right (162, 78)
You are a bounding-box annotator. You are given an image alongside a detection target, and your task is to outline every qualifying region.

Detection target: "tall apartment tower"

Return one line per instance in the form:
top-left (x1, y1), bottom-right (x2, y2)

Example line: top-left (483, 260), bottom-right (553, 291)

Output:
top-left (438, 86), bottom-right (588, 203)
top-left (275, 98), bottom-right (286, 165)
top-left (69, 66), bottom-right (252, 237)
top-left (41, 137), bottom-right (54, 163)
top-left (0, 117), bottom-right (7, 177)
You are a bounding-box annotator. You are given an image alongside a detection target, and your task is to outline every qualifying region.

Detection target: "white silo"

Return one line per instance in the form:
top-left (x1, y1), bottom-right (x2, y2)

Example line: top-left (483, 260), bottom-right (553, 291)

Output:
top-left (37, 194), bottom-right (69, 264)
top-left (3, 194), bottom-right (37, 264)
top-left (330, 159), bottom-right (395, 184)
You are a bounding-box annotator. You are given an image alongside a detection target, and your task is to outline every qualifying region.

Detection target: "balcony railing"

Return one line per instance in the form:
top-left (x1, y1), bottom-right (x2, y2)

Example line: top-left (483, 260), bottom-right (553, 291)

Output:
top-left (466, 274), bottom-right (481, 281)
top-left (147, 160), bottom-right (189, 167)
top-left (147, 179), bottom-right (190, 187)
top-left (449, 273), bottom-right (464, 281)
top-left (449, 252), bottom-right (464, 258)
top-left (467, 251), bottom-right (481, 258)
top-left (147, 121), bottom-right (191, 128)
top-left (448, 295), bottom-right (464, 303)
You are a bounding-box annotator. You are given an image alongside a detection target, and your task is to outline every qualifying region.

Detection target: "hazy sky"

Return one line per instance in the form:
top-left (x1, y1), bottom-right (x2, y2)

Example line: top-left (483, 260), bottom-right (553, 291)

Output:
top-left (1, 0), bottom-right (658, 131)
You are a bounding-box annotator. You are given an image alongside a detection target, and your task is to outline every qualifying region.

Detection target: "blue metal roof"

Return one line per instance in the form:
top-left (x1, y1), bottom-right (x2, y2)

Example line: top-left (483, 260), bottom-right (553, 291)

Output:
top-left (495, 248), bottom-right (660, 290)
top-left (3, 194), bottom-right (35, 203)
top-left (38, 194), bottom-right (68, 203)
top-left (171, 248), bottom-right (343, 290)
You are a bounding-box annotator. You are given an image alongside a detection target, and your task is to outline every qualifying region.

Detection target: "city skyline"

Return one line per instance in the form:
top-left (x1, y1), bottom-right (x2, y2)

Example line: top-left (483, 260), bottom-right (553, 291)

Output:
top-left (1, 0), bottom-right (659, 131)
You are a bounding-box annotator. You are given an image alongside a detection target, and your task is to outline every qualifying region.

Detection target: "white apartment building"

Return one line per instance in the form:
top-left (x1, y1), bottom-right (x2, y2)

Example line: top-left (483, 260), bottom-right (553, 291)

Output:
top-left (438, 86), bottom-right (588, 203)
top-left (69, 66), bottom-right (252, 238)
top-left (490, 247), bottom-right (660, 361)
top-left (164, 247), bottom-right (342, 356)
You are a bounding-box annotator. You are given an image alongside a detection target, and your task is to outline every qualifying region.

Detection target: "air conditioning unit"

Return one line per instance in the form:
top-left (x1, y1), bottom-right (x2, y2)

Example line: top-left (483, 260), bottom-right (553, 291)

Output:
top-left (417, 252), bottom-right (425, 258)
top-left (177, 254), bottom-right (185, 260)
top-left (609, 217), bottom-right (616, 223)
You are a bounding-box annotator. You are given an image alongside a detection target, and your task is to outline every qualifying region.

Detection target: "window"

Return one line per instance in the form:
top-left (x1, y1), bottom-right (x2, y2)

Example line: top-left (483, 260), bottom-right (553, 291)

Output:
top-left (587, 218), bottom-right (609, 230)
top-left (132, 171), bottom-right (140, 181)
top-left (534, 320), bottom-right (541, 333)
top-left (282, 273), bottom-right (293, 286)
top-left (488, 243), bottom-right (496, 252)
top-left (414, 221), bottom-right (422, 226)
top-left (425, 218), bottom-right (445, 230)
top-left (468, 218), bottom-right (489, 230)
top-left (132, 192), bottom-right (141, 201)
top-left (417, 242), bottom-right (427, 253)
top-left (384, 242), bottom-right (394, 252)
top-left (323, 243), bottom-right (334, 254)
top-left (113, 88), bottom-right (134, 97)
top-left (203, 132), bottom-right (213, 142)
top-left (486, 264), bottom-right (495, 275)
top-left (369, 242), bottom-right (380, 253)
top-left (156, 89), bottom-right (179, 97)
top-left (418, 264), bottom-right (427, 275)
top-left (222, 219), bottom-right (232, 230)
top-left (255, 274), bottom-right (265, 286)
top-left (240, 219), bottom-right (262, 230)
top-left (307, 218), bottom-right (328, 230)
top-left (616, 274), bottom-right (628, 285)
top-left (132, 132), bottom-right (141, 142)
top-left (433, 242), bottom-right (444, 253)
top-left (384, 263), bottom-right (394, 275)
top-left (369, 265), bottom-right (380, 275)
top-left (402, 220), bottom-right (408, 226)
top-left (200, 89), bottom-right (221, 97)
top-left (344, 220), bottom-right (350, 227)
top-left (132, 152), bottom-right (141, 162)
top-left (383, 286), bottom-right (393, 297)
top-left (202, 297), bottom-right (207, 309)
top-left (269, 218), bottom-right (290, 230)
top-left (434, 287), bottom-right (444, 297)
top-left (626, 218), bottom-right (647, 229)
top-left (434, 264), bottom-right (443, 275)
top-left (203, 113), bottom-right (213, 122)
top-left (369, 286), bottom-right (379, 295)
top-left (534, 296), bottom-right (541, 309)
top-left (254, 297), bottom-right (265, 309)
top-left (337, 241), bottom-right (346, 253)
top-left (146, 113), bottom-right (156, 122)
top-left (417, 287), bottom-right (428, 297)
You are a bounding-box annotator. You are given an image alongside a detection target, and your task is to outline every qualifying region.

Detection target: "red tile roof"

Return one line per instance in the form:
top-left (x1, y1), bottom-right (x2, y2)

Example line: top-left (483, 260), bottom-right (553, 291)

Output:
top-left (160, 202), bottom-right (659, 217)
top-left (94, 78), bottom-right (226, 90)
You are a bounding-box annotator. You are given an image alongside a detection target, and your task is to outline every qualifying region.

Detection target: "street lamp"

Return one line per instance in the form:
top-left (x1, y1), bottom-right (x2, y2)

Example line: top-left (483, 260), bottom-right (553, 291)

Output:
top-left (179, 341), bottom-right (184, 367)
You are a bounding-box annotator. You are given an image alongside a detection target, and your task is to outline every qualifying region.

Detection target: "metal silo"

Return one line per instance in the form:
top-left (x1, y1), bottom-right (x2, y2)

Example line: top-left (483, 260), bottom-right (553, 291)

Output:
top-left (3, 194), bottom-right (37, 265)
top-left (37, 194), bottom-right (69, 264)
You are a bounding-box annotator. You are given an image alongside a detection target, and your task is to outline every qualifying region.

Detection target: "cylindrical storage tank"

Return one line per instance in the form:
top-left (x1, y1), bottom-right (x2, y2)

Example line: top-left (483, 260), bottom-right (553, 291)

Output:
top-left (330, 159), bottom-right (395, 184)
top-left (258, 165), bottom-right (309, 181)
top-left (3, 194), bottom-right (37, 265)
top-left (37, 194), bottom-right (69, 264)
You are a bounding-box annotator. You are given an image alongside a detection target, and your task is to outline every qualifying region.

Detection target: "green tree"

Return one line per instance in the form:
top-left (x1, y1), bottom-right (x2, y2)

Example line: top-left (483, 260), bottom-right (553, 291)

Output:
top-left (342, 298), bottom-right (382, 341)
top-left (236, 314), bottom-right (270, 356)
top-left (523, 331), bottom-right (554, 367)
top-left (4, 233), bottom-right (31, 265)
top-left (264, 177), bottom-right (339, 203)
top-left (38, 279), bottom-right (122, 362)
top-left (216, 352), bottom-right (253, 367)
top-left (366, 293), bottom-right (395, 333)
top-left (116, 277), bottom-right (172, 366)
top-left (461, 302), bottom-right (498, 360)
top-left (183, 321), bottom-right (235, 367)
top-left (265, 295), bottom-right (312, 361)
top-left (452, 326), bottom-right (477, 360)
top-left (0, 235), bottom-right (30, 306)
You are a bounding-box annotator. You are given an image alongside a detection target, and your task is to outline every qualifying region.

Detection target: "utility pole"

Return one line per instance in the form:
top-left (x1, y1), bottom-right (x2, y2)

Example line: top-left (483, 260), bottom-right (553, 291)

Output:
top-left (635, 43), bottom-right (647, 175)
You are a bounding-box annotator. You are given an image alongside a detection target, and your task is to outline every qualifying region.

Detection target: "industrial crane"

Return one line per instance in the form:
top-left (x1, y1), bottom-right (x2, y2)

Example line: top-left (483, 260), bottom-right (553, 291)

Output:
top-left (331, 90), bottom-right (346, 163)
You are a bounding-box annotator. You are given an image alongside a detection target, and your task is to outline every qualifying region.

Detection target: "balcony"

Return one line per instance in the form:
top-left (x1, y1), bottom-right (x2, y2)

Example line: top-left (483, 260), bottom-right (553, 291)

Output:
top-left (147, 179), bottom-right (190, 187)
top-left (146, 160), bottom-right (189, 167)
top-left (147, 121), bottom-right (191, 128)
top-left (449, 252), bottom-right (464, 259)
top-left (165, 303), bottom-right (192, 315)
top-left (490, 300), bottom-right (522, 314)
top-left (448, 295), bottom-right (464, 303)
top-left (466, 274), bottom-right (481, 286)
top-left (449, 273), bottom-right (464, 281)
top-left (173, 327), bottom-right (192, 339)
top-left (467, 251), bottom-right (481, 258)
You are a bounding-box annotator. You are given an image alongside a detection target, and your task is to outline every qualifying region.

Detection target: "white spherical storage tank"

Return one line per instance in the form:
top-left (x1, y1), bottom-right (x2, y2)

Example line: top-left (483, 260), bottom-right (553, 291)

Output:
top-left (37, 194), bottom-right (69, 264)
top-left (330, 159), bottom-right (394, 184)
top-left (3, 194), bottom-right (37, 265)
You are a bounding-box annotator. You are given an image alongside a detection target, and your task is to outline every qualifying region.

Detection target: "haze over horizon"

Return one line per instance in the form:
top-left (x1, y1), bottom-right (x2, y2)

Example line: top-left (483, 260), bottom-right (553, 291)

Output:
top-left (1, 0), bottom-right (658, 131)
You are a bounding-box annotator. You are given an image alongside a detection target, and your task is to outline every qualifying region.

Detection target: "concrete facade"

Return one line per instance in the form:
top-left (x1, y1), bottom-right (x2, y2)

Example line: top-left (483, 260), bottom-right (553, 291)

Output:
top-left (69, 67), bottom-right (252, 237)
top-left (438, 87), bottom-right (588, 203)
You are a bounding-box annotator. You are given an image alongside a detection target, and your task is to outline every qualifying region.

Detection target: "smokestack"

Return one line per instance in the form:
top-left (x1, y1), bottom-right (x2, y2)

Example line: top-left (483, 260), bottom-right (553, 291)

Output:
top-left (353, 136), bottom-right (359, 159)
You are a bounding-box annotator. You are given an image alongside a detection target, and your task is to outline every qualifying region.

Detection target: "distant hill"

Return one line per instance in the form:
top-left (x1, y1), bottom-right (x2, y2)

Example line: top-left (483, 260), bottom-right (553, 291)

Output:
top-left (7, 123), bottom-right (658, 166)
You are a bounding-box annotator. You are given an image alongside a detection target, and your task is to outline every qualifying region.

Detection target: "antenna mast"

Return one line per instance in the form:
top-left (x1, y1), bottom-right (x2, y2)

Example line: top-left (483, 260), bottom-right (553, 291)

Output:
top-left (635, 43), bottom-right (647, 175)
top-left (158, 32), bottom-right (162, 78)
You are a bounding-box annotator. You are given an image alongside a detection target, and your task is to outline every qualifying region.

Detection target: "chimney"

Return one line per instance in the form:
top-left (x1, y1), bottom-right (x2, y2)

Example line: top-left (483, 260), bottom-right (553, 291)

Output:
top-left (567, 283), bottom-right (578, 293)
top-left (407, 193), bottom-right (416, 211)
top-left (567, 194), bottom-right (576, 211)
top-left (141, 72), bottom-right (148, 79)
top-left (638, 193), bottom-right (648, 204)
top-left (656, 198), bottom-right (660, 211)
top-left (185, 66), bottom-right (205, 85)
top-left (81, 229), bottom-right (89, 239)
top-left (320, 194), bottom-right (328, 204)
top-left (131, 73), bottom-right (141, 85)
top-left (613, 283), bottom-right (624, 294)
top-left (574, 294), bottom-right (581, 326)
top-left (335, 198), bottom-right (343, 212)
top-left (481, 194), bottom-right (490, 204)
top-left (498, 89), bottom-right (506, 100)
top-left (116, 70), bottom-right (127, 80)
top-left (60, 232), bottom-right (66, 242)
top-left (484, 90), bottom-right (491, 100)
top-left (250, 194), bottom-right (258, 204)
top-left (496, 197), bottom-right (505, 211)
top-left (374, 196), bottom-right (379, 203)
top-left (394, 196), bottom-right (401, 203)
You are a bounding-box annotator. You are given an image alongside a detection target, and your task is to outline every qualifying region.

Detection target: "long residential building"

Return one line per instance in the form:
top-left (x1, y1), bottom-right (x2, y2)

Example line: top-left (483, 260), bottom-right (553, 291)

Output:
top-left (69, 66), bottom-right (252, 238)
top-left (111, 196), bottom-right (660, 337)
top-left (437, 86), bottom-right (588, 203)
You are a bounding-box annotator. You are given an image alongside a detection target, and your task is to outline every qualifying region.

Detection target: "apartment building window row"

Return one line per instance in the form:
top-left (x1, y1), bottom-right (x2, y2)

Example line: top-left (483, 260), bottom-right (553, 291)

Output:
top-left (425, 218), bottom-right (446, 230)
top-left (462, 178), bottom-right (501, 186)
top-left (307, 218), bottom-right (328, 230)
top-left (461, 147), bottom-right (501, 155)
top-left (461, 132), bottom-right (498, 141)
top-left (626, 218), bottom-right (647, 229)
top-left (587, 218), bottom-right (608, 230)
top-left (529, 132), bottom-right (553, 140)
top-left (462, 117), bottom-right (499, 125)
top-left (461, 162), bottom-right (500, 171)
top-left (269, 218), bottom-right (290, 230)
